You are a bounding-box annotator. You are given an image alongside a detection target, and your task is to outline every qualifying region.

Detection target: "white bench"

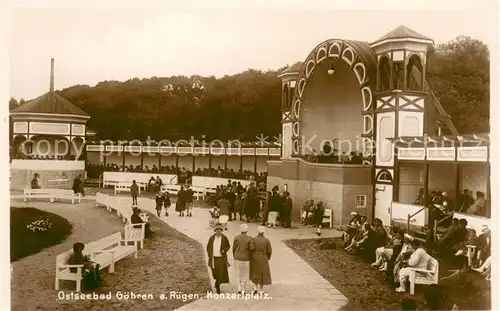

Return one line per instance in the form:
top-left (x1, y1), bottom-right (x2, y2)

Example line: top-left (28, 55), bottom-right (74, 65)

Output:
top-left (161, 184), bottom-right (182, 195)
top-left (95, 192), bottom-right (109, 208)
top-left (55, 232), bottom-right (137, 292)
top-left (23, 188), bottom-right (81, 204)
top-left (299, 208), bottom-right (333, 228)
top-left (124, 222), bottom-right (146, 249)
top-left (466, 244), bottom-right (476, 267)
top-left (408, 255), bottom-right (439, 295)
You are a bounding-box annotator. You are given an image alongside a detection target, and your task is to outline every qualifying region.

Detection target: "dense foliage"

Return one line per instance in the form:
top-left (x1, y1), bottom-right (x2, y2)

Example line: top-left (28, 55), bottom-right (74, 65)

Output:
top-left (11, 207), bottom-right (73, 261)
top-left (9, 37), bottom-right (490, 139)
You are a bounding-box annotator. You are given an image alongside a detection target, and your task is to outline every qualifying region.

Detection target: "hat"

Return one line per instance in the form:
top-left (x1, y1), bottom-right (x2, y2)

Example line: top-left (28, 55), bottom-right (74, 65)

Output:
top-left (404, 234), bottom-right (414, 241)
top-left (257, 225), bottom-right (266, 234)
top-left (214, 224), bottom-right (223, 232)
top-left (240, 224), bottom-right (248, 233)
top-left (350, 212), bottom-right (358, 216)
top-left (482, 225), bottom-right (489, 231)
top-left (393, 239), bottom-right (402, 246)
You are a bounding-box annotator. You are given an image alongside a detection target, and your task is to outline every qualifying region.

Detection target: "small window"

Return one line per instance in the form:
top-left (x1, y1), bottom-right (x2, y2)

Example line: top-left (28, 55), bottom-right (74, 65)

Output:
top-left (377, 171), bottom-right (392, 182)
top-left (355, 195), bottom-right (366, 208)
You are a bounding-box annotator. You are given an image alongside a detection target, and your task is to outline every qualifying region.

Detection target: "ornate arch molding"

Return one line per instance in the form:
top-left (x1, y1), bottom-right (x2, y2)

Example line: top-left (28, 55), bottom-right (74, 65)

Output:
top-left (291, 39), bottom-right (378, 161)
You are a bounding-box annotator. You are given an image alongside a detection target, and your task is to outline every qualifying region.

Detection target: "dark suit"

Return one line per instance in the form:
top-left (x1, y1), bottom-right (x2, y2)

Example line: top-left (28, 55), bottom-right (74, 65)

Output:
top-left (282, 197), bottom-right (293, 228)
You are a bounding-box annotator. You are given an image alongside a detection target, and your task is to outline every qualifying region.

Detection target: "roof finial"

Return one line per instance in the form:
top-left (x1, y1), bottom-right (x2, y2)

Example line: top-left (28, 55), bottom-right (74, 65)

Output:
top-left (50, 58), bottom-right (55, 94)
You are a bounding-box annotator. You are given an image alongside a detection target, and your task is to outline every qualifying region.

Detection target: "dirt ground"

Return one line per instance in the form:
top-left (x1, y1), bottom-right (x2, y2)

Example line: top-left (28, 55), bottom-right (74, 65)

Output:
top-left (10, 200), bottom-right (211, 311)
top-left (285, 237), bottom-right (491, 311)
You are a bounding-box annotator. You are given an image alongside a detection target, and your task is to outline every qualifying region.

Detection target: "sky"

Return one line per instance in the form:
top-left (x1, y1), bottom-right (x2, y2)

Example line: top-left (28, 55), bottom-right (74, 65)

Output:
top-left (8, 0), bottom-right (498, 100)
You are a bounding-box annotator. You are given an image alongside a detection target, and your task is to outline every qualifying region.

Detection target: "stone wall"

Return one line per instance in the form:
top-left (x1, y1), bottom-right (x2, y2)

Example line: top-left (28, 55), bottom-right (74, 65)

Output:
top-left (267, 158), bottom-right (372, 225)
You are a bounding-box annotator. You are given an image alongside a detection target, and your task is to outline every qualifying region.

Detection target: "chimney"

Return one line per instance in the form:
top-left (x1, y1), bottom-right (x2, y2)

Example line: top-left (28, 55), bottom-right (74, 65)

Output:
top-left (50, 58), bottom-right (55, 94)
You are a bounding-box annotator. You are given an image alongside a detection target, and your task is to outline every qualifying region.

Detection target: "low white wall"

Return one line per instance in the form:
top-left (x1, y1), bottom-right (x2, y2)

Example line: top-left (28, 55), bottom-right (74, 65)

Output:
top-left (103, 172), bottom-right (177, 185)
top-left (391, 202), bottom-right (428, 227)
top-left (191, 176), bottom-right (253, 189)
top-left (10, 159), bottom-right (85, 170)
top-left (454, 212), bottom-right (491, 234)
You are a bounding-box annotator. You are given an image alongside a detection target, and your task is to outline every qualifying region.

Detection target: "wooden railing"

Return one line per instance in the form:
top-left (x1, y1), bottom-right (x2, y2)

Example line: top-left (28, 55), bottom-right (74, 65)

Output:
top-left (407, 206), bottom-right (427, 232)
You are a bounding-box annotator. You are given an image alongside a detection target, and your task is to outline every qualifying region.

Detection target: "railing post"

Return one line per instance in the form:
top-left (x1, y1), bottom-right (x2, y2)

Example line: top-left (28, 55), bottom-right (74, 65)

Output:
top-left (407, 214), bottom-right (410, 233)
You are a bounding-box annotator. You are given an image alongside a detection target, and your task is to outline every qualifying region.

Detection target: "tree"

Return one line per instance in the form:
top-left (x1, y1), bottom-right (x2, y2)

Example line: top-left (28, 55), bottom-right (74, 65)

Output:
top-left (427, 36), bottom-right (490, 134)
top-left (9, 97), bottom-right (18, 110)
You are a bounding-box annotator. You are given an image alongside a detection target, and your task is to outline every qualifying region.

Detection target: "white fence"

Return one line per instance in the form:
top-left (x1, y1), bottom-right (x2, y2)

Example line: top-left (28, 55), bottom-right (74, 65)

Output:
top-left (103, 172), bottom-right (177, 187)
top-left (191, 176), bottom-right (253, 190)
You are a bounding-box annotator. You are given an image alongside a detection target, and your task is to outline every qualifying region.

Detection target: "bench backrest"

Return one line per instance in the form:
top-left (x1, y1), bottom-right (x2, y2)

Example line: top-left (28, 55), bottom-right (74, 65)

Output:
top-left (427, 256), bottom-right (439, 277)
top-left (323, 208), bottom-right (332, 220)
top-left (24, 188), bottom-right (51, 194)
top-left (86, 232), bottom-right (122, 251)
top-left (56, 250), bottom-right (73, 266)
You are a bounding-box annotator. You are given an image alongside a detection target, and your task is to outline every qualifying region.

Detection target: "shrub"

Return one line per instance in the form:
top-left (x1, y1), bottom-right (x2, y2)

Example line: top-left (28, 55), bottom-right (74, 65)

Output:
top-left (11, 207), bottom-right (73, 262)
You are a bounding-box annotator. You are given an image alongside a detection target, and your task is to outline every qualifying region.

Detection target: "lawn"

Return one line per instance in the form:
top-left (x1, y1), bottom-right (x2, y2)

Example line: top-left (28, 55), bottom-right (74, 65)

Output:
top-left (11, 207), bottom-right (73, 261)
top-left (285, 237), bottom-right (491, 311)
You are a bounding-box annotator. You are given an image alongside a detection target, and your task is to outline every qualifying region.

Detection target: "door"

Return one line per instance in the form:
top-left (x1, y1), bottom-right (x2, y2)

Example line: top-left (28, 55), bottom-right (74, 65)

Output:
top-left (374, 184), bottom-right (393, 225)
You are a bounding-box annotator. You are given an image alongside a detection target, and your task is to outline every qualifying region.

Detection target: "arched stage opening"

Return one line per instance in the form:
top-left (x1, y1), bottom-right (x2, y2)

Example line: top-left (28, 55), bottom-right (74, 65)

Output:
top-left (301, 60), bottom-right (364, 153)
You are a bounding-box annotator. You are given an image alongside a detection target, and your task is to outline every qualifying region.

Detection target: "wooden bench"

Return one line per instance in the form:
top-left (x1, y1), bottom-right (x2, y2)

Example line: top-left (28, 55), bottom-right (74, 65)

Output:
top-left (51, 189), bottom-right (82, 204)
top-left (161, 184), bottom-right (182, 195)
top-left (23, 188), bottom-right (81, 204)
top-left (55, 232), bottom-right (137, 292)
top-left (124, 222), bottom-right (146, 249)
top-left (299, 209), bottom-right (333, 228)
top-left (408, 255), bottom-right (439, 295)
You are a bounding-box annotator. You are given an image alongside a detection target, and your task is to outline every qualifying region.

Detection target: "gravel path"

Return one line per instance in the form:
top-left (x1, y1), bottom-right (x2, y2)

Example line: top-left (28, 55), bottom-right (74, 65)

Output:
top-left (10, 199), bottom-right (211, 311)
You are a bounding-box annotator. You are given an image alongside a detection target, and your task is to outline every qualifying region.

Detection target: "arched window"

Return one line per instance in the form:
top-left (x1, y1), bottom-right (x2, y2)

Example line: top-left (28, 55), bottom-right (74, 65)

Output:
top-left (376, 169), bottom-right (393, 184)
top-left (283, 84), bottom-right (289, 109)
top-left (406, 54), bottom-right (423, 91)
top-left (378, 56), bottom-right (391, 92)
top-left (393, 61), bottom-right (404, 90)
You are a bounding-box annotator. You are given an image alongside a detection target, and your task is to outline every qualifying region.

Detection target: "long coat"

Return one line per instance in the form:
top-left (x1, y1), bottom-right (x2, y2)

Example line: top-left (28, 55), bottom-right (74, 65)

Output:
top-left (175, 189), bottom-right (186, 212)
top-left (206, 234), bottom-right (231, 284)
top-left (250, 235), bottom-right (272, 285)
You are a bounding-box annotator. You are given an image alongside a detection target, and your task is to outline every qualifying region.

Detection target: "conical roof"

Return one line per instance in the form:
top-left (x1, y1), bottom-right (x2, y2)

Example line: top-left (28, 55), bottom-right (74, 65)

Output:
top-left (371, 25), bottom-right (433, 46)
top-left (10, 92), bottom-right (89, 117)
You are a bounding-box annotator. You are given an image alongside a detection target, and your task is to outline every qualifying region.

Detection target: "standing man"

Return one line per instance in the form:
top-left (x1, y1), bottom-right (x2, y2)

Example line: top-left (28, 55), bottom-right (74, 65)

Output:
top-left (131, 180), bottom-right (139, 206)
top-left (31, 173), bottom-right (41, 189)
top-left (250, 226), bottom-right (272, 295)
top-left (185, 185), bottom-right (194, 217)
top-left (206, 224), bottom-right (231, 294)
top-left (282, 191), bottom-right (293, 228)
top-left (233, 224), bottom-right (254, 294)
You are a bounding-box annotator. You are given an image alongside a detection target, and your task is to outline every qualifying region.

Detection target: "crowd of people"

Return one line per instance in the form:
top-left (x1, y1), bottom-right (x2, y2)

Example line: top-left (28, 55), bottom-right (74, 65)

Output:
top-left (86, 163), bottom-right (267, 184)
top-left (334, 210), bottom-right (492, 308)
top-left (413, 188), bottom-right (489, 218)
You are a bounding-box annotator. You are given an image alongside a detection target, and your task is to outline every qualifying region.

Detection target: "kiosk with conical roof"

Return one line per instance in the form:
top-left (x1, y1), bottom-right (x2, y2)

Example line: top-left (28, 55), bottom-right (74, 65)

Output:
top-left (10, 58), bottom-right (90, 189)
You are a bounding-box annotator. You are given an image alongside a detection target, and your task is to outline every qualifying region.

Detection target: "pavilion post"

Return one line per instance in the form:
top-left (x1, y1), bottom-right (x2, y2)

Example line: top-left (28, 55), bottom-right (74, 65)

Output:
top-left (175, 154), bottom-right (179, 171)
top-left (122, 152), bottom-right (125, 168)
top-left (454, 163), bottom-right (461, 207)
top-left (254, 149), bottom-right (257, 175)
top-left (192, 154), bottom-right (196, 173)
top-left (423, 162), bottom-right (433, 246)
top-left (140, 153), bottom-right (144, 171)
top-left (208, 153), bottom-right (212, 171)
top-left (224, 153), bottom-right (228, 171)
top-left (158, 153), bottom-right (162, 169)
top-left (239, 150), bottom-right (243, 173)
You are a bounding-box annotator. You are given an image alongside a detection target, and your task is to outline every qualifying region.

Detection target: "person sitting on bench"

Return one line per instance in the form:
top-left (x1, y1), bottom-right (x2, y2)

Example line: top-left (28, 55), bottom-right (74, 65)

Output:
top-left (68, 242), bottom-right (101, 289)
top-left (131, 207), bottom-right (153, 238)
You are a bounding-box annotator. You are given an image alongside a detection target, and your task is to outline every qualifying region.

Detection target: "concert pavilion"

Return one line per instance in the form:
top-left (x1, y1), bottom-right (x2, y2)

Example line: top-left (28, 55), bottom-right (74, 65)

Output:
top-left (9, 25), bottom-right (491, 233)
top-left (269, 25), bottom-right (491, 230)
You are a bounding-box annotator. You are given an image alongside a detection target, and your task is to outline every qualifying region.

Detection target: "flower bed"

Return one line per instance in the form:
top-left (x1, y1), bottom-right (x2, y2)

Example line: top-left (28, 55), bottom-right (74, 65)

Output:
top-left (11, 207), bottom-right (73, 261)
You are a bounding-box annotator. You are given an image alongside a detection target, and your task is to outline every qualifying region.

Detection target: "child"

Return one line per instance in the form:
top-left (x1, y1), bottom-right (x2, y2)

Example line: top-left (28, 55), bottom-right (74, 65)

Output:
top-left (209, 206), bottom-right (220, 228)
top-left (68, 242), bottom-right (101, 289)
top-left (163, 191), bottom-right (171, 217)
top-left (155, 192), bottom-right (163, 217)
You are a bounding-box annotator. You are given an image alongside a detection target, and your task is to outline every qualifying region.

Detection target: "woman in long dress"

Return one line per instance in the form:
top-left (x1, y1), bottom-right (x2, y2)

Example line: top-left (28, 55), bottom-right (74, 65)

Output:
top-left (175, 186), bottom-right (186, 216)
top-left (250, 226), bottom-right (272, 295)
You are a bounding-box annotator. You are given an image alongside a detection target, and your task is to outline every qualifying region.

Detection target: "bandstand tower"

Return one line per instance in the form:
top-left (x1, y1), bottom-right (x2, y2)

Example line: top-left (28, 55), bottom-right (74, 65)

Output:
top-left (278, 62), bottom-right (302, 159)
top-left (369, 26), bottom-right (434, 223)
top-left (10, 58), bottom-right (90, 190)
